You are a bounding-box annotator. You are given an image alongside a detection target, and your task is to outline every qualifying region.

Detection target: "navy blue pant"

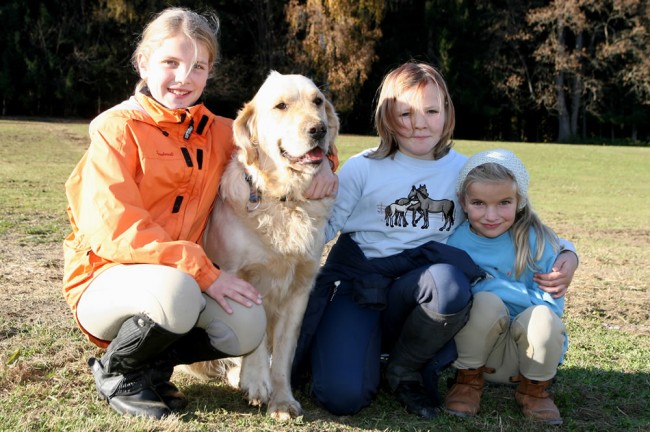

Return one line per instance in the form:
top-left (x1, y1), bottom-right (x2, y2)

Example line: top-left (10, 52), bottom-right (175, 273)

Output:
top-left (308, 263), bottom-right (471, 415)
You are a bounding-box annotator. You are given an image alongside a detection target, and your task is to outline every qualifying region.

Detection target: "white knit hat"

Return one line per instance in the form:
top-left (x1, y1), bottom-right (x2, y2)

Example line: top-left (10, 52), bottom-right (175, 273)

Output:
top-left (456, 149), bottom-right (530, 210)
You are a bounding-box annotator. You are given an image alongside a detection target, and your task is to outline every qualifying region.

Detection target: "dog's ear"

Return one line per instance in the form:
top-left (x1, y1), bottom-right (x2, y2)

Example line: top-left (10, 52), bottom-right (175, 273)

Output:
top-left (324, 98), bottom-right (340, 153)
top-left (233, 101), bottom-right (259, 166)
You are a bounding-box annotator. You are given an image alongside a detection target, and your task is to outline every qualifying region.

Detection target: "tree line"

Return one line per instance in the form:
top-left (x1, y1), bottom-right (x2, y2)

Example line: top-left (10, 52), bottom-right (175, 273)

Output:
top-left (1, 0), bottom-right (649, 144)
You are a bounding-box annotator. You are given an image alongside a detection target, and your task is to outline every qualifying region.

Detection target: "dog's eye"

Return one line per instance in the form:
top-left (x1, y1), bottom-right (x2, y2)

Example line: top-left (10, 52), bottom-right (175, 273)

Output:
top-left (275, 102), bottom-right (288, 110)
top-left (314, 97), bottom-right (323, 106)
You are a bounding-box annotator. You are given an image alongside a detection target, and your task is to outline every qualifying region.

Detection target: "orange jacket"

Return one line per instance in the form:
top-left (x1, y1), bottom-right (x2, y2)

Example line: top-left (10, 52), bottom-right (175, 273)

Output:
top-left (63, 92), bottom-right (338, 346)
top-left (63, 93), bottom-right (232, 343)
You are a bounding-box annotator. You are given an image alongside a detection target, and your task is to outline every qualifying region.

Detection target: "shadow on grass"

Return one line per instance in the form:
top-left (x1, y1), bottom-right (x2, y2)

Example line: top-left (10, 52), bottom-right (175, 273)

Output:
top-left (174, 367), bottom-right (650, 431)
top-left (179, 382), bottom-right (265, 418)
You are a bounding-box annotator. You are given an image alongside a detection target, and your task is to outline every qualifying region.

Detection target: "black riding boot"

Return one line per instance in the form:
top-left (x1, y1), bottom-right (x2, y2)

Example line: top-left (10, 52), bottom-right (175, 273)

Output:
top-left (156, 327), bottom-right (232, 365)
top-left (385, 303), bottom-right (470, 419)
top-left (88, 315), bottom-right (183, 419)
top-left (148, 327), bottom-right (231, 411)
top-left (149, 366), bottom-right (188, 411)
top-left (421, 338), bottom-right (458, 406)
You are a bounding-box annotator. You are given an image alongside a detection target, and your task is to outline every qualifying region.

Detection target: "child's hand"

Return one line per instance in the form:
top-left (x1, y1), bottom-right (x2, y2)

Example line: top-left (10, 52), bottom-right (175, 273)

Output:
top-left (534, 251), bottom-right (578, 298)
top-left (304, 160), bottom-right (338, 199)
top-left (206, 271), bottom-right (263, 314)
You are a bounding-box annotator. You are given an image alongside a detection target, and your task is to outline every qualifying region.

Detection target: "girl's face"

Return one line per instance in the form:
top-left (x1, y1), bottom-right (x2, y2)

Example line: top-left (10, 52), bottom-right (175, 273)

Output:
top-left (461, 180), bottom-right (518, 238)
top-left (392, 81), bottom-right (446, 160)
top-left (138, 35), bottom-right (210, 110)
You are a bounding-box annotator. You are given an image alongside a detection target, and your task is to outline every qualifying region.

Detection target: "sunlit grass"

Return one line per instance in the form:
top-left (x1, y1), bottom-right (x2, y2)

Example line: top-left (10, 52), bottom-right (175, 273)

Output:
top-left (0, 120), bottom-right (648, 432)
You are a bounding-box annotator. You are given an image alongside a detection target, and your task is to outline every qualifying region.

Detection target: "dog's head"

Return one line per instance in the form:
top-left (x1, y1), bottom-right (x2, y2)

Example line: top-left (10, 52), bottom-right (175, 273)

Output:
top-left (233, 71), bottom-right (339, 178)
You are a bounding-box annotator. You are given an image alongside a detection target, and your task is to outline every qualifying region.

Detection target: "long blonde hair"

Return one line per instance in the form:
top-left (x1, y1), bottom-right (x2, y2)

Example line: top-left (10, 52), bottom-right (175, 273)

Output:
top-left (132, 7), bottom-right (220, 93)
top-left (370, 62), bottom-right (455, 160)
top-left (459, 162), bottom-right (560, 278)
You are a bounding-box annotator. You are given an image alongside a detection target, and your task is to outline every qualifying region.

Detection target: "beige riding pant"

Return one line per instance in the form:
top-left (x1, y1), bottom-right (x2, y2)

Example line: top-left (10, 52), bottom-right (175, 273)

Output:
top-left (453, 291), bottom-right (566, 383)
top-left (76, 264), bottom-right (266, 356)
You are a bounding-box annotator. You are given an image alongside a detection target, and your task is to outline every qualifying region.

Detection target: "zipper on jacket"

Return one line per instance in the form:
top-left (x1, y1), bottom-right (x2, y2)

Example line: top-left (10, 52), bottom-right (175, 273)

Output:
top-left (184, 118), bottom-right (195, 140)
top-left (329, 281), bottom-right (341, 302)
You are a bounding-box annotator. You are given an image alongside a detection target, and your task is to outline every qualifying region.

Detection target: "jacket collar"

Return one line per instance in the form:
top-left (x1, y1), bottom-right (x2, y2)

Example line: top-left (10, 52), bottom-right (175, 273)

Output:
top-left (134, 92), bottom-right (214, 134)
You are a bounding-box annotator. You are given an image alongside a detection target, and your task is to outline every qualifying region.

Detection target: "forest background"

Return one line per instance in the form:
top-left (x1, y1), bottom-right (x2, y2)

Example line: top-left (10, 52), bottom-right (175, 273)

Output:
top-left (2, 0), bottom-right (650, 145)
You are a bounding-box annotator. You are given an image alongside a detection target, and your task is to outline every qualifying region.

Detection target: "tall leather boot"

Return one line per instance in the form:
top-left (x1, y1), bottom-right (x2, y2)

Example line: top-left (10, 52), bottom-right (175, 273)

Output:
top-left (420, 339), bottom-right (457, 407)
top-left (88, 315), bottom-right (183, 419)
top-left (444, 366), bottom-right (495, 417)
top-left (149, 366), bottom-right (187, 411)
top-left (514, 375), bottom-right (563, 425)
top-left (385, 303), bottom-right (470, 419)
top-left (149, 327), bottom-right (231, 411)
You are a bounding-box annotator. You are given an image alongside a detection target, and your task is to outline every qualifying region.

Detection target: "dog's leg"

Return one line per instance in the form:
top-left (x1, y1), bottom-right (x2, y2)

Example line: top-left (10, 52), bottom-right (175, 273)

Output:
top-left (238, 333), bottom-right (272, 407)
top-left (266, 281), bottom-right (312, 420)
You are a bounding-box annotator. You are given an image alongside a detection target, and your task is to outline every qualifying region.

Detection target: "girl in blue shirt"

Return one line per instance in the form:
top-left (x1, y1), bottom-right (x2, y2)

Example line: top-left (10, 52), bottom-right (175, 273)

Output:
top-left (445, 149), bottom-right (573, 425)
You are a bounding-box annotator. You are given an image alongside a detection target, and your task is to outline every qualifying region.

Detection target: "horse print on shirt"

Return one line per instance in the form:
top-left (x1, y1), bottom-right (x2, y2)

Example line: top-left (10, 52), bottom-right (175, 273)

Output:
top-left (384, 184), bottom-right (455, 231)
top-left (384, 198), bottom-right (419, 227)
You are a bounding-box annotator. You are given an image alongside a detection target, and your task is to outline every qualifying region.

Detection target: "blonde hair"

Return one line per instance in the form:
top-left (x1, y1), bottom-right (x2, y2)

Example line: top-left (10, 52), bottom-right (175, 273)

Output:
top-left (370, 62), bottom-right (455, 160)
top-left (458, 162), bottom-right (560, 278)
top-left (132, 7), bottom-right (220, 93)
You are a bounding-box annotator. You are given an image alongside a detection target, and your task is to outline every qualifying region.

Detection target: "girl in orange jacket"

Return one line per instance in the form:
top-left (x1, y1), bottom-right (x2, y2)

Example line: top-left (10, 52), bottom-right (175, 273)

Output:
top-left (62, 7), bottom-right (337, 419)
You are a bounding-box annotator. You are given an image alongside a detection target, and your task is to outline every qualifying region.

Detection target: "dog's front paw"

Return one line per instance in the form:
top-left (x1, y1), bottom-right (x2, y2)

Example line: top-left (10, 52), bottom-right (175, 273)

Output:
top-left (268, 396), bottom-right (302, 421)
top-left (239, 374), bottom-right (272, 407)
top-left (239, 350), bottom-right (272, 406)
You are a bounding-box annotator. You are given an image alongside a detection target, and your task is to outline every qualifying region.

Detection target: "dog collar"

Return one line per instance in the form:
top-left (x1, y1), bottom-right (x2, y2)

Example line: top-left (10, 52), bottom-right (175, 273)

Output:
top-left (244, 172), bottom-right (262, 211)
top-left (244, 171), bottom-right (290, 211)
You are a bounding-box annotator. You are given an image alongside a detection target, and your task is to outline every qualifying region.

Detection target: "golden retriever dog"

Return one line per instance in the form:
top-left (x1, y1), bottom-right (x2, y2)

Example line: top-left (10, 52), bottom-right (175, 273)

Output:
top-left (186, 71), bottom-right (338, 420)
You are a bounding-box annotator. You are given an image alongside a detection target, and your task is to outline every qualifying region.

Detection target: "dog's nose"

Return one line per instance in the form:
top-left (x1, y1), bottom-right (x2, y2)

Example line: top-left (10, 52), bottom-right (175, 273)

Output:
top-left (308, 123), bottom-right (327, 140)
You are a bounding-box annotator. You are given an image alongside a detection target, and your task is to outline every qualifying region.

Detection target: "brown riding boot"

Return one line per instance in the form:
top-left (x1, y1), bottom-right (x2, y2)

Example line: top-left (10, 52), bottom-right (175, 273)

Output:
top-left (514, 376), bottom-right (563, 425)
top-left (444, 366), bottom-right (494, 417)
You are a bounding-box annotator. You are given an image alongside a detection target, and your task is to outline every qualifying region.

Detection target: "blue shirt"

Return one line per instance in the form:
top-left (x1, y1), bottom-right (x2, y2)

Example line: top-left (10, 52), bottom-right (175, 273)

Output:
top-left (447, 221), bottom-right (564, 319)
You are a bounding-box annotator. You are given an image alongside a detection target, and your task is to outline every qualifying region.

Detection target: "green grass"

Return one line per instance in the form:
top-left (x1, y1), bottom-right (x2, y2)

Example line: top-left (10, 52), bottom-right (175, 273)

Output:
top-left (1, 120), bottom-right (649, 431)
top-left (0, 119), bottom-right (88, 243)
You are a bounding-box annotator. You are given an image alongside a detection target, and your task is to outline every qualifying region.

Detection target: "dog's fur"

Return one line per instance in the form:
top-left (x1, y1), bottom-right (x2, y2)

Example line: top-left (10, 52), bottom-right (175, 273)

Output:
top-left (186, 71), bottom-right (338, 420)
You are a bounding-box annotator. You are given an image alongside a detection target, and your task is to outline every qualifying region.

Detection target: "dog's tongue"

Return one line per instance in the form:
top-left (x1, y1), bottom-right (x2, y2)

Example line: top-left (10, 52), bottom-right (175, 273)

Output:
top-left (299, 147), bottom-right (325, 164)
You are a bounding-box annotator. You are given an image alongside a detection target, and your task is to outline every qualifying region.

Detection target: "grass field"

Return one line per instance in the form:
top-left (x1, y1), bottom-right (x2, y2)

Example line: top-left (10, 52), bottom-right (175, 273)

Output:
top-left (0, 119), bottom-right (648, 431)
